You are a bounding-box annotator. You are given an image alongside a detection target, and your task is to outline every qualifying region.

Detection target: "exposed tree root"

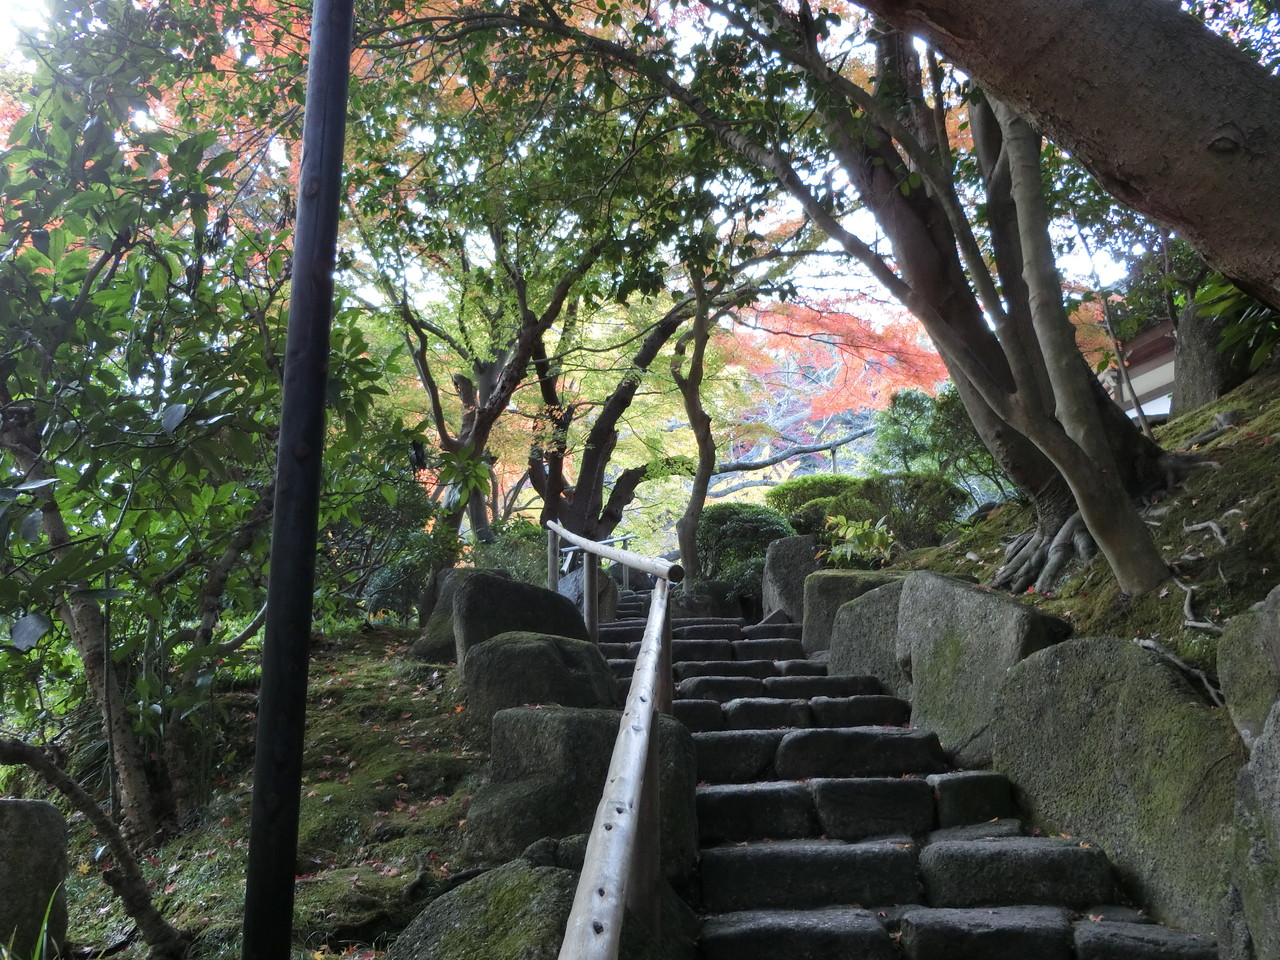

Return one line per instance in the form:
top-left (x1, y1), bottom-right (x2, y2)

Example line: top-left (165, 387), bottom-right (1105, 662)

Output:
top-left (1133, 636), bottom-right (1225, 709)
top-left (1183, 518), bottom-right (1228, 546)
top-left (991, 449), bottom-right (1226, 593)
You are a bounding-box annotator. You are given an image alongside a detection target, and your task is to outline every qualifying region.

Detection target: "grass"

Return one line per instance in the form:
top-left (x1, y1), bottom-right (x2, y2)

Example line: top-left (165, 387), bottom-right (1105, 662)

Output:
top-left (60, 627), bottom-right (486, 960)
top-left (903, 367), bottom-right (1280, 673)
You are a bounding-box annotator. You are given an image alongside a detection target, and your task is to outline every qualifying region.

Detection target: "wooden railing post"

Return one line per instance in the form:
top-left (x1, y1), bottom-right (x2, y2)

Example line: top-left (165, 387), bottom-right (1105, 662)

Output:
top-left (584, 551), bottom-right (599, 643)
top-left (547, 528), bottom-right (560, 592)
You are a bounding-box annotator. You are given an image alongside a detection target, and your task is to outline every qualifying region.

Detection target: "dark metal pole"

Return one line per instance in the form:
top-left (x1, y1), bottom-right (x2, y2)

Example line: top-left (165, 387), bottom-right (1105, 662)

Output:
top-left (241, 0), bottom-right (353, 955)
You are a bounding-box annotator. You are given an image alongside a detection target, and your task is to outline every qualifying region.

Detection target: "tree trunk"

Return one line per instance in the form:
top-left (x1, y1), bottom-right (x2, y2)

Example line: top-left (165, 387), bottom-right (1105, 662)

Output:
top-left (992, 99), bottom-right (1171, 595)
top-left (1172, 300), bottom-right (1252, 416)
top-left (672, 275), bottom-right (717, 583)
top-left (855, 0), bottom-right (1280, 310)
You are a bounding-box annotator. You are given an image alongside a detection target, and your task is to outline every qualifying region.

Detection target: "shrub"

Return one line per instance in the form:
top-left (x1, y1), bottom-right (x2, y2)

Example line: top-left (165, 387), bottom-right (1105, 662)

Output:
top-left (789, 496), bottom-right (875, 538)
top-left (829, 472), bottom-right (966, 549)
top-left (696, 503), bottom-right (796, 597)
top-left (765, 474), bottom-right (864, 516)
top-left (469, 517), bottom-right (547, 585)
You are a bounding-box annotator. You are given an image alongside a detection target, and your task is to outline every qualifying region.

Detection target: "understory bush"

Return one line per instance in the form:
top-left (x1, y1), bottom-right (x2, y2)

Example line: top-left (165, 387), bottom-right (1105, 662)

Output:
top-left (783, 474), bottom-right (966, 550)
top-left (696, 503), bottom-right (796, 597)
top-left (764, 474), bottom-right (865, 516)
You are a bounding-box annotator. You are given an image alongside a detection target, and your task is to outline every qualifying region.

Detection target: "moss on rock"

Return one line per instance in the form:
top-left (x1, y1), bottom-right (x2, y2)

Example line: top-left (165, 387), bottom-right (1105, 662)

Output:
top-left (992, 637), bottom-right (1246, 932)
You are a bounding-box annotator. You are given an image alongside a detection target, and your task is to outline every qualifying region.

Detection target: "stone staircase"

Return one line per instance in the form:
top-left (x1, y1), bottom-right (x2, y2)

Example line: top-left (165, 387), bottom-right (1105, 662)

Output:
top-left (598, 610), bottom-right (1218, 960)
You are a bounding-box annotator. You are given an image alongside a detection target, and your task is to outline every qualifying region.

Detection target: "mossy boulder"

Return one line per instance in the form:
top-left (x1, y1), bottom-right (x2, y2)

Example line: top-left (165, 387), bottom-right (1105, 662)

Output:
top-left (801, 570), bottom-right (899, 655)
top-left (409, 568), bottom-right (511, 663)
top-left (991, 637), bottom-right (1246, 934)
top-left (1218, 583), bottom-right (1280, 748)
top-left (828, 579), bottom-right (909, 697)
top-left (464, 707), bottom-right (697, 883)
top-left (899, 571), bottom-right (1070, 766)
top-left (386, 857), bottom-right (692, 960)
top-left (762, 535), bottom-right (820, 623)
top-left (1228, 699), bottom-right (1280, 960)
top-left (463, 632), bottom-right (620, 742)
top-left (453, 574), bottom-right (588, 676)
top-left (0, 800), bottom-right (66, 960)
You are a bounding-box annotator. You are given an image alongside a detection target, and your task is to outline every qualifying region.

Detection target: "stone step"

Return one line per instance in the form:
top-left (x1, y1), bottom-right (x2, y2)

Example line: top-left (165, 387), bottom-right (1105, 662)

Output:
top-left (698, 908), bottom-right (894, 960)
top-left (672, 616), bottom-right (746, 629)
top-left (919, 837), bottom-right (1114, 909)
top-left (699, 838), bottom-right (920, 912)
top-left (697, 777), bottom-right (937, 843)
top-left (731, 638), bottom-right (805, 660)
top-left (693, 726), bottom-right (946, 783)
top-left (692, 729), bottom-right (787, 783)
top-left (675, 695), bottom-right (910, 733)
top-left (774, 727), bottom-right (949, 779)
top-left (673, 660), bottom-right (781, 681)
top-left (741, 622), bottom-right (803, 640)
top-left (1073, 919), bottom-right (1217, 959)
top-left (926, 770), bottom-right (1016, 827)
top-left (678, 674), bottom-right (880, 703)
top-left (597, 623), bottom-right (646, 643)
top-left (898, 906), bottom-right (1075, 960)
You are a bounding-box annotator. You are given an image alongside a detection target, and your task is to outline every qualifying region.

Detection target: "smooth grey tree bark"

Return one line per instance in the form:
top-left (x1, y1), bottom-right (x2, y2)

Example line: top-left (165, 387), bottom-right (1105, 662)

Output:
top-left (855, 0), bottom-right (1280, 310)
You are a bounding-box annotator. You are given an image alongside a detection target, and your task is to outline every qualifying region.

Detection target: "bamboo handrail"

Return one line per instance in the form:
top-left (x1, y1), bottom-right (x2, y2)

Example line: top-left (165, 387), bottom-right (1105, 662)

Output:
top-left (546, 521), bottom-right (682, 960)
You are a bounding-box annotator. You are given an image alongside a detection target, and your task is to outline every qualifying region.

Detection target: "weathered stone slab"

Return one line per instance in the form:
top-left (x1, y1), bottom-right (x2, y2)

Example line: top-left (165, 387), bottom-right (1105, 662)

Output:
top-left (408, 567), bottom-right (511, 662)
top-left (926, 770), bottom-right (1016, 827)
top-left (809, 695), bottom-right (909, 728)
top-left (697, 782), bottom-right (818, 843)
top-left (699, 908), bottom-right (894, 960)
top-left (732, 638), bottom-right (805, 661)
top-left (692, 730), bottom-right (786, 783)
top-left (828, 579), bottom-right (910, 698)
top-left (761, 535), bottom-right (820, 624)
top-left (671, 699), bottom-right (724, 733)
top-left (898, 906), bottom-right (1073, 960)
top-left (899, 571), bottom-right (1070, 766)
top-left (678, 676), bottom-right (764, 702)
top-left (722, 698), bottom-right (812, 730)
top-left (802, 570), bottom-right (899, 655)
top-left (991, 637), bottom-right (1245, 933)
top-left (463, 631), bottom-right (618, 741)
top-left (1073, 919), bottom-right (1218, 959)
top-left (700, 839), bottom-right (920, 911)
top-left (468, 707), bottom-right (696, 881)
top-left (811, 777), bottom-right (934, 840)
top-left (919, 837), bottom-right (1113, 908)
top-left (1218, 583), bottom-right (1280, 748)
top-left (0, 800), bottom-right (66, 960)
top-left (454, 574), bottom-right (588, 675)
top-left (774, 727), bottom-right (947, 779)
top-left (1230, 698), bottom-right (1280, 960)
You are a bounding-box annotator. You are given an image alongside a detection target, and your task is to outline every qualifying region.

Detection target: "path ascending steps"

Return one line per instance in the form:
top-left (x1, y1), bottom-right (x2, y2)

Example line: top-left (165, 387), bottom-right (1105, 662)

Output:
top-left (598, 601), bottom-right (1217, 960)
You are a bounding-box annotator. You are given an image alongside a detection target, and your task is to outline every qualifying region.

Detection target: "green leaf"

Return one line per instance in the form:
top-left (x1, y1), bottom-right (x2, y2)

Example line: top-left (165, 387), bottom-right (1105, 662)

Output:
top-left (19, 510), bottom-right (43, 543)
top-left (160, 404), bottom-right (188, 435)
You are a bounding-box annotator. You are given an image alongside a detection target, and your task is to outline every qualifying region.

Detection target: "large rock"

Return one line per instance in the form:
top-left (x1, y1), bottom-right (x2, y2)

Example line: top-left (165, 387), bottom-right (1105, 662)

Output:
top-left (1228, 699), bottom-right (1280, 960)
top-left (801, 570), bottom-right (899, 656)
top-left (1218, 583), bottom-right (1280, 748)
top-left (385, 858), bottom-right (676, 960)
top-left (408, 568), bottom-right (511, 662)
top-left (453, 574), bottom-right (588, 675)
top-left (557, 566), bottom-right (620, 623)
top-left (464, 707), bottom-right (698, 882)
top-left (991, 637), bottom-right (1246, 934)
top-left (761, 536), bottom-right (819, 623)
top-left (0, 800), bottom-right (67, 959)
top-left (899, 571), bottom-right (1070, 766)
top-left (828, 580), bottom-right (909, 697)
top-left (463, 631), bottom-right (620, 742)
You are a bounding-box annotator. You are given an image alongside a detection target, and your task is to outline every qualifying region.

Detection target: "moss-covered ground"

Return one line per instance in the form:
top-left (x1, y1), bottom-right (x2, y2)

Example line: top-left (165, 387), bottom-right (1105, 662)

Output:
top-left (60, 627), bottom-right (486, 960)
top-left (909, 368), bottom-right (1280, 673)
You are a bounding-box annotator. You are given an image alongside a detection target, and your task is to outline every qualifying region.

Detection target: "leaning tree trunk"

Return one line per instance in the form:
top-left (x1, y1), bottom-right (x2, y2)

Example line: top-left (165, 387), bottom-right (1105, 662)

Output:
top-left (856, 0), bottom-right (1280, 312)
top-left (672, 273), bottom-right (717, 584)
top-left (992, 99), bottom-right (1171, 595)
